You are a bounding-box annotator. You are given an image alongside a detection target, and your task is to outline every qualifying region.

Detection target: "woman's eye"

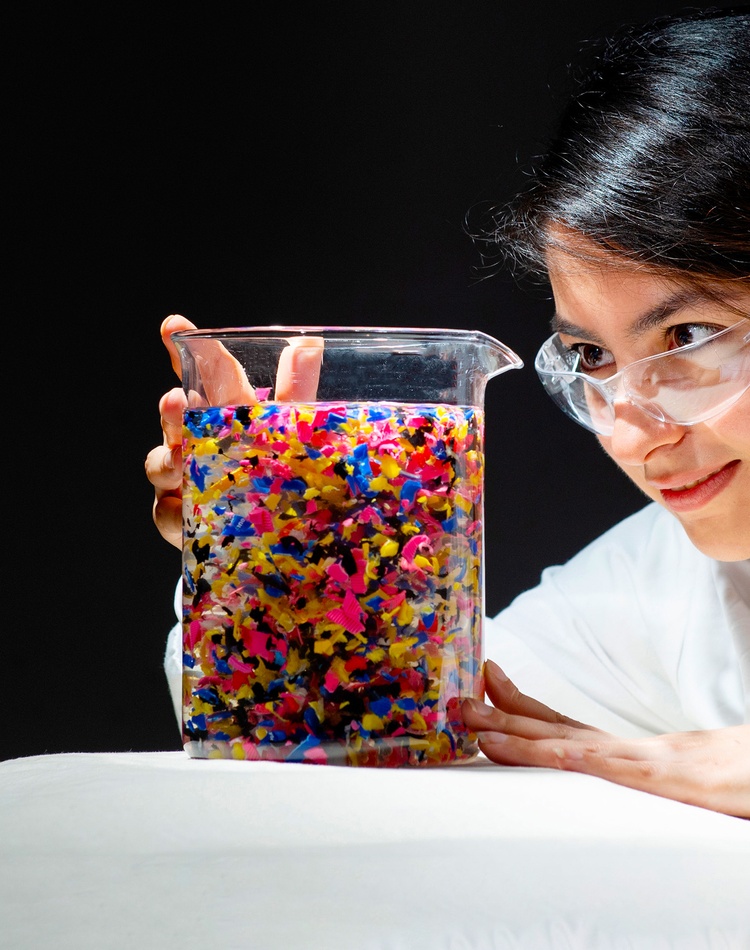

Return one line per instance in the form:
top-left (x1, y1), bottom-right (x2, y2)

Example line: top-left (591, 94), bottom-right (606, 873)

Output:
top-left (668, 323), bottom-right (721, 349)
top-left (573, 343), bottom-right (615, 374)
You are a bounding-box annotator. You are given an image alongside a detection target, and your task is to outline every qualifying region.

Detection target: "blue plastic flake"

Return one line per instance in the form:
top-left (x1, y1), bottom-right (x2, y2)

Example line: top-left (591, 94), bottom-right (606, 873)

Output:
top-left (304, 707), bottom-right (322, 734)
top-left (367, 405), bottom-right (394, 421)
top-left (369, 696), bottom-right (392, 717)
top-left (195, 687), bottom-right (220, 703)
top-left (282, 478), bottom-right (307, 494)
top-left (324, 411), bottom-right (347, 430)
top-left (266, 730), bottom-right (285, 743)
top-left (189, 457), bottom-right (209, 492)
top-left (287, 734), bottom-right (322, 761)
top-left (433, 440), bottom-right (448, 460)
top-left (346, 472), bottom-right (371, 495)
top-left (252, 476), bottom-right (274, 493)
top-left (352, 442), bottom-right (371, 465)
top-left (396, 697), bottom-right (417, 711)
top-left (183, 653), bottom-right (196, 669)
top-left (183, 567), bottom-right (196, 595)
top-left (225, 515), bottom-right (255, 537)
top-left (213, 657), bottom-right (232, 674)
top-left (399, 479), bottom-right (421, 506)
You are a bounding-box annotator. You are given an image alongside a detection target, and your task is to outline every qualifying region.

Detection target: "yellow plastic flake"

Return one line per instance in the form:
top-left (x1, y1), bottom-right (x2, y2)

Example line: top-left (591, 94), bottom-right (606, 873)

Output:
top-left (283, 648), bottom-right (303, 677)
top-left (396, 600), bottom-right (414, 627)
top-left (410, 711), bottom-right (428, 733)
top-left (231, 742), bottom-right (246, 760)
top-left (191, 437), bottom-right (221, 457)
top-left (330, 655), bottom-right (350, 684)
top-left (314, 635), bottom-right (337, 655)
top-left (252, 659), bottom-right (277, 689)
top-left (361, 713), bottom-right (384, 731)
top-left (414, 555), bottom-right (434, 572)
top-left (454, 493), bottom-right (474, 513)
top-left (379, 538), bottom-right (399, 558)
top-left (388, 640), bottom-right (411, 661)
top-left (378, 454), bottom-right (400, 479)
top-left (369, 476), bottom-right (389, 492)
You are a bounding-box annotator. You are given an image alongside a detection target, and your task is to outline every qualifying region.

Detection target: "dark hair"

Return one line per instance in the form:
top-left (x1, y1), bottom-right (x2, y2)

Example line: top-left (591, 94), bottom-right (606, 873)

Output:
top-left (475, 8), bottom-right (750, 288)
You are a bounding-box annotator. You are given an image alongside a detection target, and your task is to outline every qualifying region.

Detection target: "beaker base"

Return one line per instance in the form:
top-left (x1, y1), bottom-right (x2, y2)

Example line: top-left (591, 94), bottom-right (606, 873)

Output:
top-left (183, 735), bottom-right (479, 768)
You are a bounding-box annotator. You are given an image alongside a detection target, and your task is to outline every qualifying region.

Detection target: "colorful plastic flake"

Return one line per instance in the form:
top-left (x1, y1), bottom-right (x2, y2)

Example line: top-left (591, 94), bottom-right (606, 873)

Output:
top-left (181, 401), bottom-right (484, 766)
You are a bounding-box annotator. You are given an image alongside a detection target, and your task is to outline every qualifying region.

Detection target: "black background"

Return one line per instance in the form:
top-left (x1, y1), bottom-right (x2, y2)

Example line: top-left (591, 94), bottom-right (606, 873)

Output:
top-left (6, 2), bottom-right (735, 761)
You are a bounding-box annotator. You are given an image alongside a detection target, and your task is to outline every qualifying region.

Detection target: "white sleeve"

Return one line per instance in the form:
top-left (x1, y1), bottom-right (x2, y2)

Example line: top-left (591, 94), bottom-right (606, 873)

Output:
top-left (164, 578), bottom-right (182, 727)
top-left (485, 503), bottom-right (735, 737)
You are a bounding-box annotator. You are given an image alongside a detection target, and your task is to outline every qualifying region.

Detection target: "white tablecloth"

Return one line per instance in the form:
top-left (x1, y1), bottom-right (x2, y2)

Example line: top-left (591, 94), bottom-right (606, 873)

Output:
top-left (1, 751), bottom-right (749, 949)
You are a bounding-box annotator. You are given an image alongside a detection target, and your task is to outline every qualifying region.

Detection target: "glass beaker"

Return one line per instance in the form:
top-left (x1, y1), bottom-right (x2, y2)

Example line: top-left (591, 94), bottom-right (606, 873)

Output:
top-left (172, 326), bottom-right (522, 766)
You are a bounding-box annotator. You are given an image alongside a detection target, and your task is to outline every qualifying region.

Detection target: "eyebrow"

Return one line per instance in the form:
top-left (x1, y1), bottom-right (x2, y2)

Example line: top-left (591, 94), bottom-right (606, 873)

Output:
top-left (551, 289), bottom-right (707, 340)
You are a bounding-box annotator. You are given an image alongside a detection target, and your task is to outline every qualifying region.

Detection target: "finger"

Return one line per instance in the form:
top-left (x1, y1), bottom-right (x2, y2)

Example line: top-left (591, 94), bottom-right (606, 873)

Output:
top-left (462, 697), bottom-right (603, 743)
top-left (145, 443), bottom-right (182, 491)
top-left (153, 492), bottom-right (182, 550)
top-left (477, 731), bottom-right (747, 815)
top-left (161, 314), bottom-right (197, 378)
top-left (275, 336), bottom-right (324, 401)
top-left (160, 387), bottom-right (188, 448)
top-left (483, 659), bottom-right (596, 731)
top-left (161, 314), bottom-right (257, 406)
top-left (476, 731), bottom-right (678, 796)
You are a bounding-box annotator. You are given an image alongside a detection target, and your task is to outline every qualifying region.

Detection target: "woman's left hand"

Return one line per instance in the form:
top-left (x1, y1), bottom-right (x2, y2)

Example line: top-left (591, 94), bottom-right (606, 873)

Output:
top-left (461, 659), bottom-right (750, 819)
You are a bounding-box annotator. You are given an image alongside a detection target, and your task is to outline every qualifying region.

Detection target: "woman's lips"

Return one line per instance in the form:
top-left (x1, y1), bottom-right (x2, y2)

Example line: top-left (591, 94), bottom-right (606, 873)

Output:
top-left (657, 460), bottom-right (740, 512)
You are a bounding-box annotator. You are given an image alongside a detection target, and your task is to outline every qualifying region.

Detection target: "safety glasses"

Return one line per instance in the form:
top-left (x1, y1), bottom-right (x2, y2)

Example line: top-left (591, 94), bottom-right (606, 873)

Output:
top-left (534, 320), bottom-right (750, 436)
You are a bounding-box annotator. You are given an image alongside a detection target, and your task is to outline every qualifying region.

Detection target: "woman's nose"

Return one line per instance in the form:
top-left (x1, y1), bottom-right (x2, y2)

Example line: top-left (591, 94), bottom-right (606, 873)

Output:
top-left (605, 399), bottom-right (685, 465)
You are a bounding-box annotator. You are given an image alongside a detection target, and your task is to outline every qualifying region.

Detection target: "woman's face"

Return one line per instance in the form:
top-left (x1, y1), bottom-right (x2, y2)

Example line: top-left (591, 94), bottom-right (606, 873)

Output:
top-left (546, 243), bottom-right (750, 561)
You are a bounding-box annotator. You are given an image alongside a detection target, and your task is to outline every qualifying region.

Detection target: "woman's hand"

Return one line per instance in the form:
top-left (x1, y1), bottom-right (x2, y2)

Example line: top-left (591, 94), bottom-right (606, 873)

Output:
top-left (144, 315), bottom-right (196, 548)
top-left (462, 659), bottom-right (750, 819)
top-left (144, 314), bottom-right (325, 548)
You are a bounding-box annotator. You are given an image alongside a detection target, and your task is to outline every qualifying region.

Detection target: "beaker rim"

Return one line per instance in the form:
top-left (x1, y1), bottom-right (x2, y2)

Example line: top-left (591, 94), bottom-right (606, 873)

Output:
top-left (173, 324), bottom-right (502, 342)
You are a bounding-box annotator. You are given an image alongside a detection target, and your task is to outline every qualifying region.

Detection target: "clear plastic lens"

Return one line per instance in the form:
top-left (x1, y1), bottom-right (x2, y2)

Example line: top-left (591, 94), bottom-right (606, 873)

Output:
top-left (535, 320), bottom-right (750, 435)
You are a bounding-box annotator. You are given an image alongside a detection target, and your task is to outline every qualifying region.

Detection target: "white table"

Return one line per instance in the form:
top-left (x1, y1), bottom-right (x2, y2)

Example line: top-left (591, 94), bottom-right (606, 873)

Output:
top-left (1, 751), bottom-right (749, 949)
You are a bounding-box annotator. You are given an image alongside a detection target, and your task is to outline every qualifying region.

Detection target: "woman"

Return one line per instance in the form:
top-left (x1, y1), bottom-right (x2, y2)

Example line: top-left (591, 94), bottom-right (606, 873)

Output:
top-left (146, 8), bottom-right (750, 817)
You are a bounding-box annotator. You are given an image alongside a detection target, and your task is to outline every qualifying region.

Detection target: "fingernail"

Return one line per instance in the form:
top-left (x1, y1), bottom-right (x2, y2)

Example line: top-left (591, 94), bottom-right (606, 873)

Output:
top-left (166, 445), bottom-right (181, 471)
top-left (464, 698), bottom-right (495, 718)
top-left (477, 731), bottom-right (508, 744)
top-left (485, 659), bottom-right (509, 681)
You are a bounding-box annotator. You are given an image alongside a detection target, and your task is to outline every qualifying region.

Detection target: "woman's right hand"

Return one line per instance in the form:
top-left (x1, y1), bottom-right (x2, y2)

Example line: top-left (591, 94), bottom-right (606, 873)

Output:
top-left (144, 315), bottom-right (196, 548)
top-left (145, 314), bottom-right (324, 548)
